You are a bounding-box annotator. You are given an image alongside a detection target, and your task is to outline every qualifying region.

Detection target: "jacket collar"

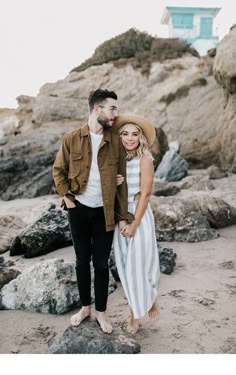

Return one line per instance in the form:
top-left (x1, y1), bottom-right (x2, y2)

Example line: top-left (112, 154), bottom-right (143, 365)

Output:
top-left (81, 123), bottom-right (112, 143)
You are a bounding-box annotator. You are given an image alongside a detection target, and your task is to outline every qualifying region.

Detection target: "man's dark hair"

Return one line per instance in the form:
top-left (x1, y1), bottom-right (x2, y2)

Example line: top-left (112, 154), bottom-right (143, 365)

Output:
top-left (88, 88), bottom-right (117, 112)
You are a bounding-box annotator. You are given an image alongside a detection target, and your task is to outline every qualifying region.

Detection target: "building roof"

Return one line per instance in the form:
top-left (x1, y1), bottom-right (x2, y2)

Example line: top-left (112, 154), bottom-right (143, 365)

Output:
top-left (161, 6), bottom-right (221, 24)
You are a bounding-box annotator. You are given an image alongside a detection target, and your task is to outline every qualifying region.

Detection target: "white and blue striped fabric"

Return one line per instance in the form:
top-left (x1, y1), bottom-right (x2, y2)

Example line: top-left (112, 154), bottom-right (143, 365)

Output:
top-left (113, 157), bottom-right (160, 319)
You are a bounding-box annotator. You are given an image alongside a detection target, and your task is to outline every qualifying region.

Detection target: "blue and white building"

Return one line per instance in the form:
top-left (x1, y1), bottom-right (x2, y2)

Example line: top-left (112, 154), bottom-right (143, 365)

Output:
top-left (161, 2), bottom-right (221, 55)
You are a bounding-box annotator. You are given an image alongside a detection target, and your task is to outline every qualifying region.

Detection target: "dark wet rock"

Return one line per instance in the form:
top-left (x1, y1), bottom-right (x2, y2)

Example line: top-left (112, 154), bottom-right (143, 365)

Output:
top-left (0, 126), bottom-right (68, 200)
top-left (1, 259), bottom-right (116, 314)
top-left (0, 256), bottom-right (21, 290)
top-left (110, 243), bottom-right (176, 279)
top-left (0, 268), bottom-right (21, 290)
top-left (207, 48), bottom-right (216, 58)
top-left (109, 248), bottom-right (120, 282)
top-left (48, 319), bottom-right (140, 354)
top-left (9, 204), bottom-right (72, 257)
top-left (155, 149), bottom-right (188, 182)
top-left (157, 244), bottom-right (177, 275)
top-left (152, 180), bottom-right (180, 196)
top-left (0, 154), bottom-right (55, 200)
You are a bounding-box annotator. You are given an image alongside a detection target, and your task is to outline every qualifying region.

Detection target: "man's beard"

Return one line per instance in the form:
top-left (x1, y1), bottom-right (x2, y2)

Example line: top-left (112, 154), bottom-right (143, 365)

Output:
top-left (97, 114), bottom-right (113, 129)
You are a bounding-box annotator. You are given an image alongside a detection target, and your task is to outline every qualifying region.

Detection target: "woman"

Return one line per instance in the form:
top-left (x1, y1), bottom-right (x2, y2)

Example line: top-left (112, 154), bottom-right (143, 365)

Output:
top-left (113, 114), bottom-right (160, 335)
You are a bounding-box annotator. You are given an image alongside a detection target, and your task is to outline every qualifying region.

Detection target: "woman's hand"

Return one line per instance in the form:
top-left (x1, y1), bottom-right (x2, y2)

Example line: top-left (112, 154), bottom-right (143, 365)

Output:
top-left (116, 174), bottom-right (124, 186)
top-left (120, 221), bottom-right (138, 238)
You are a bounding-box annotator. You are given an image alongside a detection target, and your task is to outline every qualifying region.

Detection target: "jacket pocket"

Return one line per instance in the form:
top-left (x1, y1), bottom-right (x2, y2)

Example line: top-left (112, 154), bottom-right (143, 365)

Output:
top-left (71, 153), bottom-right (83, 161)
top-left (69, 153), bottom-right (83, 177)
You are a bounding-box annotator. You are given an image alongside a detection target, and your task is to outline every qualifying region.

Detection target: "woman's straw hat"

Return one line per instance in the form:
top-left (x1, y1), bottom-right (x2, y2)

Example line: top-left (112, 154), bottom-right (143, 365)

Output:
top-left (114, 113), bottom-right (156, 146)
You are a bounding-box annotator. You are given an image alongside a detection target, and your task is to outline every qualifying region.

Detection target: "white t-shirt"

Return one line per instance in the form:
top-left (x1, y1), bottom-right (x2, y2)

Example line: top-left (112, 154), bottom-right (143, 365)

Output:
top-left (76, 131), bottom-right (103, 207)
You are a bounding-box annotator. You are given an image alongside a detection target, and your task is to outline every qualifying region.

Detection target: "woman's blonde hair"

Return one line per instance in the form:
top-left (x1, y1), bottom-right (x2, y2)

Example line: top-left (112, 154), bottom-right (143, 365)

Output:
top-left (119, 123), bottom-right (153, 160)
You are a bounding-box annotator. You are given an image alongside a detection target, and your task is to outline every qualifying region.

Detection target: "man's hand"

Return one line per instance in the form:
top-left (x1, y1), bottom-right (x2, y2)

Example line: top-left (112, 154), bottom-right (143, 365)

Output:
top-left (116, 174), bottom-right (124, 186)
top-left (64, 196), bottom-right (76, 208)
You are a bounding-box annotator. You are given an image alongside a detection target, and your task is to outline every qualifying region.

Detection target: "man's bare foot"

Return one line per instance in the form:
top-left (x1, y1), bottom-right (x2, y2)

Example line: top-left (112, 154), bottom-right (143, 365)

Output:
top-left (148, 298), bottom-right (159, 319)
top-left (71, 306), bottom-right (91, 327)
top-left (95, 311), bottom-right (113, 334)
top-left (127, 318), bottom-right (139, 335)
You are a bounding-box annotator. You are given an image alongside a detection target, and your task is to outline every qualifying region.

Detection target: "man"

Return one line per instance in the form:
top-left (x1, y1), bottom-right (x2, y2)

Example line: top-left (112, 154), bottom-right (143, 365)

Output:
top-left (53, 89), bottom-right (132, 334)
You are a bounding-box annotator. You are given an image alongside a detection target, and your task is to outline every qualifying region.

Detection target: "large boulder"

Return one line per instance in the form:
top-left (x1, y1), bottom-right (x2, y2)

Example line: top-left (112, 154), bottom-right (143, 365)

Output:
top-left (0, 259), bottom-right (117, 314)
top-left (150, 194), bottom-right (236, 242)
top-left (48, 320), bottom-right (140, 354)
top-left (0, 215), bottom-right (26, 254)
top-left (213, 26), bottom-right (236, 172)
top-left (150, 196), bottom-right (218, 242)
top-left (9, 204), bottom-right (72, 257)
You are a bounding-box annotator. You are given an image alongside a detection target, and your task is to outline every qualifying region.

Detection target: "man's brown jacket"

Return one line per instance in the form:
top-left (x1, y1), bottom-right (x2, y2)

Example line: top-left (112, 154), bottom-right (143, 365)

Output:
top-left (53, 123), bottom-right (133, 231)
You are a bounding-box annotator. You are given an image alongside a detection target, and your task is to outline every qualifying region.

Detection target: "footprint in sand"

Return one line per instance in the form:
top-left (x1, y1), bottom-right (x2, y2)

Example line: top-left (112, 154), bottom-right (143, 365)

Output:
top-left (218, 261), bottom-right (235, 270)
top-left (168, 289), bottom-right (185, 298)
top-left (225, 283), bottom-right (236, 295)
top-left (193, 297), bottom-right (216, 309)
top-left (220, 337), bottom-right (236, 353)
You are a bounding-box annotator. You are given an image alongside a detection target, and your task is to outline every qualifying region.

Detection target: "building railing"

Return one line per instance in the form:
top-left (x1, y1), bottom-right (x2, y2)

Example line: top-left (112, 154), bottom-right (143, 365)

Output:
top-left (169, 23), bottom-right (219, 41)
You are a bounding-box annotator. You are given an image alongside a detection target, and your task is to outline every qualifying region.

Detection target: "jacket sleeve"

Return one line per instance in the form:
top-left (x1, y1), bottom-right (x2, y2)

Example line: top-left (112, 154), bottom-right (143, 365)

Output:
top-left (115, 139), bottom-right (134, 222)
top-left (53, 133), bottom-right (74, 199)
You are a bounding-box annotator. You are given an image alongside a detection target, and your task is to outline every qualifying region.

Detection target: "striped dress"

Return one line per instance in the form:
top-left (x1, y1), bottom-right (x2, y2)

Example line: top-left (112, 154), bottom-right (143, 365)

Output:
top-left (113, 157), bottom-right (160, 319)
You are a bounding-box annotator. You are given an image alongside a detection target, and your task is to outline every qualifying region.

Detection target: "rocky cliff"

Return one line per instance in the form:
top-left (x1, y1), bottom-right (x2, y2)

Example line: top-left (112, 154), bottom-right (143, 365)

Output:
top-left (0, 28), bottom-right (235, 200)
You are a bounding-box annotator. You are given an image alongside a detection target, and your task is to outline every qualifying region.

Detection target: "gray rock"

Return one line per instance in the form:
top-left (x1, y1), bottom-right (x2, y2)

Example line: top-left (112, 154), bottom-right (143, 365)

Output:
top-left (48, 320), bottom-right (140, 354)
top-left (10, 204), bottom-right (72, 257)
top-left (178, 175), bottom-right (215, 191)
top-left (207, 165), bottom-right (228, 180)
top-left (197, 196), bottom-right (236, 229)
top-left (0, 136), bottom-right (8, 146)
top-left (150, 196), bottom-right (219, 242)
top-left (1, 259), bottom-right (78, 313)
top-left (155, 149), bottom-right (188, 182)
top-left (1, 259), bottom-right (116, 314)
top-left (151, 194), bottom-right (236, 242)
top-left (0, 215), bottom-right (26, 254)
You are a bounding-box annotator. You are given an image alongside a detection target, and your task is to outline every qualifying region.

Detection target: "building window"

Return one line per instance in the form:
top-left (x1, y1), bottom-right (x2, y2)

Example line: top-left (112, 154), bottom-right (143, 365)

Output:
top-left (172, 13), bottom-right (194, 29)
top-left (200, 17), bottom-right (213, 36)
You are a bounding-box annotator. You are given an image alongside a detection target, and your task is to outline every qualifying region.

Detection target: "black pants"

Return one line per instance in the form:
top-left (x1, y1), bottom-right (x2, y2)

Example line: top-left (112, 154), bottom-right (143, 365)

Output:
top-left (68, 201), bottom-right (114, 312)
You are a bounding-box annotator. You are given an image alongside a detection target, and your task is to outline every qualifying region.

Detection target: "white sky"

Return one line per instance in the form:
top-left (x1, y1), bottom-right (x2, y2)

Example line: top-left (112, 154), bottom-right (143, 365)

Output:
top-left (0, 0), bottom-right (235, 108)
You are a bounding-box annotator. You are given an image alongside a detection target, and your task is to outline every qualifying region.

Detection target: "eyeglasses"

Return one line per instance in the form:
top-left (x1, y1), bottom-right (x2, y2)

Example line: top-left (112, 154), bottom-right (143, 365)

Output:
top-left (98, 106), bottom-right (118, 114)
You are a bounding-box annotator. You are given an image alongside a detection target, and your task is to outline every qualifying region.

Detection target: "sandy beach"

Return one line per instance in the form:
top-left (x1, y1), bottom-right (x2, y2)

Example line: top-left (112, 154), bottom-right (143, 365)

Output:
top-left (0, 194), bottom-right (236, 354)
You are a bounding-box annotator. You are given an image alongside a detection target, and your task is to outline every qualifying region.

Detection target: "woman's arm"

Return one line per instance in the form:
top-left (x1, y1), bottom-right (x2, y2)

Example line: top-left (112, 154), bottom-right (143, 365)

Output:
top-left (121, 155), bottom-right (154, 237)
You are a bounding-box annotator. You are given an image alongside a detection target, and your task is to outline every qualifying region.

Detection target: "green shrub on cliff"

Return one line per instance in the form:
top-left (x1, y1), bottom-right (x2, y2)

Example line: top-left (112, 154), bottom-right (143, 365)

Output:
top-left (71, 28), bottom-right (199, 74)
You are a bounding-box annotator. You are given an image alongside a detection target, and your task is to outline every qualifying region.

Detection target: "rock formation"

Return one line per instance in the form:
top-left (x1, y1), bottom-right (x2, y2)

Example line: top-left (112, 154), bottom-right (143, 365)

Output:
top-left (213, 26), bottom-right (236, 172)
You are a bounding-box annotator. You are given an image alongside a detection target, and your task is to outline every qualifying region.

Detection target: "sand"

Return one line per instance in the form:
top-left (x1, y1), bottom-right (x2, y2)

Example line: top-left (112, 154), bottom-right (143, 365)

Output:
top-left (0, 195), bottom-right (236, 354)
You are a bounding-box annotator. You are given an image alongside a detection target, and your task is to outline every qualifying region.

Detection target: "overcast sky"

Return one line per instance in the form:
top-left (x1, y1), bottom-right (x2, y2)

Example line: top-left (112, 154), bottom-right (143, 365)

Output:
top-left (1, 0), bottom-right (234, 108)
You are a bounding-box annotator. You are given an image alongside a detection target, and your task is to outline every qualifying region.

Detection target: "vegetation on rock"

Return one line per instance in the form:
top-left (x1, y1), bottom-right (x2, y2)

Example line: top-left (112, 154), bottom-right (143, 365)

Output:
top-left (71, 28), bottom-right (199, 75)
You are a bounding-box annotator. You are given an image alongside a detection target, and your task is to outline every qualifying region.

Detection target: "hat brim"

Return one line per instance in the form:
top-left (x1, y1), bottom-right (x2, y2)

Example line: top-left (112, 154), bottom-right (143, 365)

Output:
top-left (113, 114), bottom-right (156, 146)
